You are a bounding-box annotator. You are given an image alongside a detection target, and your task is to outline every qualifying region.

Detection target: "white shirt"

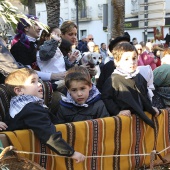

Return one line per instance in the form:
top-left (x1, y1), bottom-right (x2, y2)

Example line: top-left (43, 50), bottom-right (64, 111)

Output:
top-left (37, 47), bottom-right (66, 74)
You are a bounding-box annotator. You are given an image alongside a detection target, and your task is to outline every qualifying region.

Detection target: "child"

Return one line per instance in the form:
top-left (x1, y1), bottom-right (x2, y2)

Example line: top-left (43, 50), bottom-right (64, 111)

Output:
top-left (5, 68), bottom-right (85, 163)
top-left (102, 43), bottom-right (160, 128)
top-left (38, 26), bottom-right (79, 79)
top-left (56, 66), bottom-right (109, 124)
top-left (38, 26), bottom-right (66, 77)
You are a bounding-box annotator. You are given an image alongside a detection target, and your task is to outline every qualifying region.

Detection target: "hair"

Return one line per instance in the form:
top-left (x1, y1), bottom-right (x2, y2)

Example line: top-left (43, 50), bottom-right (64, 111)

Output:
top-left (112, 42), bottom-right (138, 62)
top-left (163, 48), bottom-right (170, 57)
top-left (60, 21), bottom-right (77, 35)
top-left (100, 43), bottom-right (104, 47)
top-left (94, 45), bottom-right (100, 53)
top-left (5, 68), bottom-right (37, 97)
top-left (59, 39), bottom-right (72, 56)
top-left (65, 66), bottom-right (91, 89)
top-left (38, 26), bottom-right (59, 47)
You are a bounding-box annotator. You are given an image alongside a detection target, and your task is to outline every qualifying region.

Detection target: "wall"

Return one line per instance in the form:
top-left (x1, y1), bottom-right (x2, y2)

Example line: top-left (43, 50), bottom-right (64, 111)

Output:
top-left (35, 0), bottom-right (170, 45)
top-left (35, 3), bottom-right (47, 25)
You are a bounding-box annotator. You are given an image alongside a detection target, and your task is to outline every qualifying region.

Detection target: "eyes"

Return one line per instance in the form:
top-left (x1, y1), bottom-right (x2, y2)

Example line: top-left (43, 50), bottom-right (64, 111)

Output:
top-left (70, 87), bottom-right (86, 92)
top-left (125, 56), bottom-right (137, 61)
top-left (68, 33), bottom-right (77, 37)
top-left (31, 78), bottom-right (39, 84)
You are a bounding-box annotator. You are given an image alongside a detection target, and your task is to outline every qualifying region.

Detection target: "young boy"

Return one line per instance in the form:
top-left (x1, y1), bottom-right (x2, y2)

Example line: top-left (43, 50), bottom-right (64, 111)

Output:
top-left (56, 66), bottom-right (109, 124)
top-left (102, 43), bottom-right (160, 128)
top-left (5, 68), bottom-right (85, 163)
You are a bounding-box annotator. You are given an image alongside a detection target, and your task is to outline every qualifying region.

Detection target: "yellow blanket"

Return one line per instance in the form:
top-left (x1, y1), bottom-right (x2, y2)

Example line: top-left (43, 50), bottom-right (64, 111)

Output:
top-left (1, 110), bottom-right (170, 170)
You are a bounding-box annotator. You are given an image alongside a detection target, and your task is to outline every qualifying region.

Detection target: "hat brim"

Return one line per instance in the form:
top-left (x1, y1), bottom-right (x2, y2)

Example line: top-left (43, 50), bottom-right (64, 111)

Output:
top-left (109, 36), bottom-right (130, 52)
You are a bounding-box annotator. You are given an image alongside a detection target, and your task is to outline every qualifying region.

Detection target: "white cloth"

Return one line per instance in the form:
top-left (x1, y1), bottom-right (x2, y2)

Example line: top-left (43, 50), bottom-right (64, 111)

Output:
top-left (137, 65), bottom-right (155, 101)
top-left (113, 67), bottom-right (139, 79)
top-left (37, 48), bottom-right (66, 74)
top-left (10, 95), bottom-right (47, 118)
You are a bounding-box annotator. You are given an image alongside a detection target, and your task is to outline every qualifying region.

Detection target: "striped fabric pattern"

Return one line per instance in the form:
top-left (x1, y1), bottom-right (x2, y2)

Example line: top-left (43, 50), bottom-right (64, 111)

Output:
top-left (2, 110), bottom-right (170, 170)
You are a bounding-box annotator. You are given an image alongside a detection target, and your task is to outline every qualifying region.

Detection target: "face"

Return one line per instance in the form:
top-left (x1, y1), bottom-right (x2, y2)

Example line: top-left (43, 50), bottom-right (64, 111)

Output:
top-left (116, 51), bottom-right (138, 73)
top-left (68, 80), bottom-right (92, 105)
top-left (20, 74), bottom-right (43, 99)
top-left (136, 45), bottom-right (143, 55)
top-left (87, 35), bottom-right (94, 42)
top-left (102, 43), bottom-right (106, 50)
top-left (25, 21), bottom-right (42, 39)
top-left (62, 27), bottom-right (77, 45)
top-left (51, 28), bottom-right (61, 37)
top-left (51, 28), bottom-right (62, 45)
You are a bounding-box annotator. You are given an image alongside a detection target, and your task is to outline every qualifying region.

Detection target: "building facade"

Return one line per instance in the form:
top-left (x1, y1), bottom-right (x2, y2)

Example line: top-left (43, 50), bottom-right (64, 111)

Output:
top-left (36, 0), bottom-right (170, 46)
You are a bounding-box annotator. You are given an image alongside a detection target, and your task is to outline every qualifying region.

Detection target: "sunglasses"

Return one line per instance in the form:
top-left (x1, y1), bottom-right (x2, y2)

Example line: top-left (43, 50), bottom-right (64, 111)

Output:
top-left (89, 38), bottom-right (94, 41)
top-left (138, 49), bottom-right (142, 50)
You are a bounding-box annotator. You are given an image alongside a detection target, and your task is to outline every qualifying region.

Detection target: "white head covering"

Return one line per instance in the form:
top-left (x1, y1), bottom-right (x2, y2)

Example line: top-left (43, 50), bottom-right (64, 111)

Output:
top-left (137, 65), bottom-right (155, 101)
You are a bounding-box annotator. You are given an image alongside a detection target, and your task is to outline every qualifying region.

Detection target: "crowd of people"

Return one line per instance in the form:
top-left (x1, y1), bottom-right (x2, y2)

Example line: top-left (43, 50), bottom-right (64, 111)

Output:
top-left (0, 14), bottom-right (170, 163)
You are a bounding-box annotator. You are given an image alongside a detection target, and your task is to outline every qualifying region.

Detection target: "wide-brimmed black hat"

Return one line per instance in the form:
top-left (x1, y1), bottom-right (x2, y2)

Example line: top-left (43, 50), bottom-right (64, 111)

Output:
top-left (109, 36), bottom-right (130, 52)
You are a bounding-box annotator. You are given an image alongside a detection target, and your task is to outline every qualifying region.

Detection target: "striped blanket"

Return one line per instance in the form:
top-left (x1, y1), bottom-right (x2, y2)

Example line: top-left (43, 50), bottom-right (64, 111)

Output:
top-left (1, 110), bottom-right (170, 170)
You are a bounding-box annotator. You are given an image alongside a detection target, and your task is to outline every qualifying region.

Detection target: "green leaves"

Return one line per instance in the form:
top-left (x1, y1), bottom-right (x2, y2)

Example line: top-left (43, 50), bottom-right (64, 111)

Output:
top-left (0, 1), bottom-right (49, 34)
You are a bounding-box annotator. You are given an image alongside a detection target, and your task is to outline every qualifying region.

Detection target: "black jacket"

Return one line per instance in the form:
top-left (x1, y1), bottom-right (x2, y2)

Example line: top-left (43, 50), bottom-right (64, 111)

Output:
top-left (10, 40), bottom-right (37, 66)
top-left (97, 60), bottom-right (116, 92)
top-left (6, 102), bottom-right (74, 157)
top-left (102, 73), bottom-right (156, 128)
top-left (56, 95), bottom-right (109, 124)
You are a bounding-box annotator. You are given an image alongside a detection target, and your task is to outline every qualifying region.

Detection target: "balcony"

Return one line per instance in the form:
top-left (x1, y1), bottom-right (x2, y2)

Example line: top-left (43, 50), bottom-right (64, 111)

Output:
top-left (131, 0), bottom-right (139, 15)
top-left (71, 6), bottom-right (92, 22)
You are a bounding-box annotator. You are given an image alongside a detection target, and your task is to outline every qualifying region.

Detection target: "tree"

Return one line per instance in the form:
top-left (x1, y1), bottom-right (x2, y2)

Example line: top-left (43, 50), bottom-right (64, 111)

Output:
top-left (20, 0), bottom-right (45, 16)
top-left (46, 0), bottom-right (60, 27)
top-left (112, 0), bottom-right (125, 38)
top-left (0, 1), bottom-right (48, 36)
top-left (20, 0), bottom-right (61, 27)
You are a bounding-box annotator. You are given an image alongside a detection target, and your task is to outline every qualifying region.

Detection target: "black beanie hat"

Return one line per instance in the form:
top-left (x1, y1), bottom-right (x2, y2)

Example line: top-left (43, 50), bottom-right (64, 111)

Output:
top-left (109, 36), bottom-right (130, 52)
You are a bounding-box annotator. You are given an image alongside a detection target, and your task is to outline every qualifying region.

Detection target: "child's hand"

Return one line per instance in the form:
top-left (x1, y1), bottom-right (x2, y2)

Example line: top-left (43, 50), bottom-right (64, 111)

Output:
top-left (71, 151), bottom-right (85, 163)
top-left (0, 122), bottom-right (8, 131)
top-left (51, 34), bottom-right (61, 42)
top-left (152, 107), bottom-right (160, 117)
top-left (119, 110), bottom-right (131, 117)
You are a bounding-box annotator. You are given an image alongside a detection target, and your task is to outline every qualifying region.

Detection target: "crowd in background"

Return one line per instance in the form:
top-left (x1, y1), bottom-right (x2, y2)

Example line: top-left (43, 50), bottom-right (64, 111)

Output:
top-left (1, 15), bottom-right (170, 162)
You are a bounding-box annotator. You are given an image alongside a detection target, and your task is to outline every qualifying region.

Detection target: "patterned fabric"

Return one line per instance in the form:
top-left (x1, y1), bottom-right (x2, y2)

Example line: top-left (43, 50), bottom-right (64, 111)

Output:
top-left (1, 110), bottom-right (170, 170)
top-left (9, 95), bottom-right (47, 118)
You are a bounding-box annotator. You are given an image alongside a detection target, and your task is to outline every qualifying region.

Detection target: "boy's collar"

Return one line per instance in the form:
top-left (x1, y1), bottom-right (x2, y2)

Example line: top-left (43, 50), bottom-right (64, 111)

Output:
top-left (9, 95), bottom-right (47, 118)
top-left (61, 84), bottom-right (100, 107)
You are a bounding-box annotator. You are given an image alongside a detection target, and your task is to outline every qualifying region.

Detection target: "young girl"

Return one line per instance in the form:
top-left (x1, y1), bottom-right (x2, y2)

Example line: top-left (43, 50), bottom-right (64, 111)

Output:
top-left (56, 66), bottom-right (109, 123)
top-left (102, 43), bottom-right (160, 128)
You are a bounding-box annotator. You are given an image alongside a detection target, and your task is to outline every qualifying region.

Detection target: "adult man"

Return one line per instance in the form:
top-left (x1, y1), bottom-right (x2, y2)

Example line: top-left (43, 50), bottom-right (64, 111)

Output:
top-left (80, 34), bottom-right (94, 53)
top-left (100, 43), bottom-right (108, 63)
top-left (77, 35), bottom-right (86, 51)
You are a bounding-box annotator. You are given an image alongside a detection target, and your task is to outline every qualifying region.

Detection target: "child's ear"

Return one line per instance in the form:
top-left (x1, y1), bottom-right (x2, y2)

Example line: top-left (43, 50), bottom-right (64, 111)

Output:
top-left (14, 87), bottom-right (24, 95)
